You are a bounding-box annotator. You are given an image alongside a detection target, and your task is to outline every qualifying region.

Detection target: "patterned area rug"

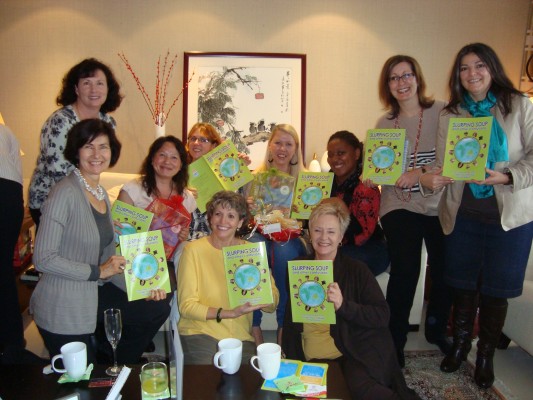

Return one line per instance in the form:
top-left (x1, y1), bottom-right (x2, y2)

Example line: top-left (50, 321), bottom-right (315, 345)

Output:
top-left (404, 350), bottom-right (514, 400)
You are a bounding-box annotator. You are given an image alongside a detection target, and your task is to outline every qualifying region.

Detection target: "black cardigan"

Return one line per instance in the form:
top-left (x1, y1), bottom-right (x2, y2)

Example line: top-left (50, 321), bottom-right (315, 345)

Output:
top-left (282, 253), bottom-right (417, 399)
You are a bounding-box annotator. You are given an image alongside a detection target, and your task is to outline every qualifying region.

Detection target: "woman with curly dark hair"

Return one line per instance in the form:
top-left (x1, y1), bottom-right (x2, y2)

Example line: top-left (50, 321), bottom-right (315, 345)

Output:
top-left (29, 58), bottom-right (123, 227)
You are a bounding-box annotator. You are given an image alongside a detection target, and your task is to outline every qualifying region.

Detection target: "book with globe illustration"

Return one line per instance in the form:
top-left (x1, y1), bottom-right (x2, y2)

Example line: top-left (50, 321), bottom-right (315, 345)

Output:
top-left (291, 172), bottom-right (334, 219)
top-left (111, 200), bottom-right (154, 255)
top-left (188, 140), bottom-right (254, 212)
top-left (119, 230), bottom-right (171, 301)
top-left (362, 128), bottom-right (408, 185)
top-left (261, 358), bottom-right (328, 396)
top-left (287, 260), bottom-right (336, 324)
top-left (442, 117), bottom-right (492, 181)
top-left (222, 241), bottom-right (274, 308)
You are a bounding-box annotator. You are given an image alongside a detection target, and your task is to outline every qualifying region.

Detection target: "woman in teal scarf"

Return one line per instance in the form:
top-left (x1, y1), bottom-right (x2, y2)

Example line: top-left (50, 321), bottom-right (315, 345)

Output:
top-left (420, 43), bottom-right (533, 389)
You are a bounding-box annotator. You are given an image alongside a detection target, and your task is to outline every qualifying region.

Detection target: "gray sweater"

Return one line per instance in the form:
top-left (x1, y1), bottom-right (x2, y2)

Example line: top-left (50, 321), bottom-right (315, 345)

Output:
top-left (30, 173), bottom-right (116, 335)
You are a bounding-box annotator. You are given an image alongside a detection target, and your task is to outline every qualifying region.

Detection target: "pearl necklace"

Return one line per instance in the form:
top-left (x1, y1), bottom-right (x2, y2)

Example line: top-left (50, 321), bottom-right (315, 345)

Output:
top-left (74, 168), bottom-right (105, 201)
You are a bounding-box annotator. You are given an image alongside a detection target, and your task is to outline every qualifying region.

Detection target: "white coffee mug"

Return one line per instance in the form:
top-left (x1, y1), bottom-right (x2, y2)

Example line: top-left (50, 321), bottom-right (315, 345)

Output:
top-left (213, 338), bottom-right (242, 374)
top-left (51, 341), bottom-right (87, 379)
top-left (250, 343), bottom-right (281, 380)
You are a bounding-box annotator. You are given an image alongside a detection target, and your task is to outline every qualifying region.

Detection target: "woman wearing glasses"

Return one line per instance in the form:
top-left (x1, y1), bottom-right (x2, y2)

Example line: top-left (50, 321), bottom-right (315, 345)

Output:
top-left (375, 55), bottom-right (451, 367)
top-left (185, 123), bottom-right (224, 240)
top-left (185, 122), bottom-right (252, 241)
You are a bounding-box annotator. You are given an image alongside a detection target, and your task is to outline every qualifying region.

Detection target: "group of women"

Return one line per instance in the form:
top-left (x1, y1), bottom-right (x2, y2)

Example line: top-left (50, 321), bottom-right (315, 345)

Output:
top-left (26, 40), bottom-right (532, 398)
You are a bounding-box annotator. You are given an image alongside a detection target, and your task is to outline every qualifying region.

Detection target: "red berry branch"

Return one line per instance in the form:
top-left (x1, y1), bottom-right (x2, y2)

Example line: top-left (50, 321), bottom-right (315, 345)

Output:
top-left (118, 51), bottom-right (194, 126)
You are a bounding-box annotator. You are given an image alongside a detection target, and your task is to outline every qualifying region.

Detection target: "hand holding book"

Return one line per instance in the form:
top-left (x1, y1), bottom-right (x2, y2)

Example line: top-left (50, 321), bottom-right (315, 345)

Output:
top-left (419, 167), bottom-right (454, 192)
top-left (326, 282), bottom-right (343, 311)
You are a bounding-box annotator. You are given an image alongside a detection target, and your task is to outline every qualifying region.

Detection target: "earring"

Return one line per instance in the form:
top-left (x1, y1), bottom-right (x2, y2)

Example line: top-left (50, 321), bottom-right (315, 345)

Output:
top-left (338, 242), bottom-right (342, 247)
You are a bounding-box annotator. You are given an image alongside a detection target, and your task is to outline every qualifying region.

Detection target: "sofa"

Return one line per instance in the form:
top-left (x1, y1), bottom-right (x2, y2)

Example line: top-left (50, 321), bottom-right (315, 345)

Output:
top-left (99, 171), bottom-right (140, 202)
top-left (501, 245), bottom-right (533, 356)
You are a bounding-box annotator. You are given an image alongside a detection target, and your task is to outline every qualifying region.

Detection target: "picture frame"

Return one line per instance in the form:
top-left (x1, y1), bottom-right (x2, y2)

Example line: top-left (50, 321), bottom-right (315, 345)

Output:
top-left (183, 52), bottom-right (306, 169)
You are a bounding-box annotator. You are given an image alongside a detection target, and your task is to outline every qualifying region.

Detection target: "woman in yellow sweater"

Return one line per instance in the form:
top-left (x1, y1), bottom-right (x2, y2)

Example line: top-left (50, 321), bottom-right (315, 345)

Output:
top-left (177, 191), bottom-right (279, 364)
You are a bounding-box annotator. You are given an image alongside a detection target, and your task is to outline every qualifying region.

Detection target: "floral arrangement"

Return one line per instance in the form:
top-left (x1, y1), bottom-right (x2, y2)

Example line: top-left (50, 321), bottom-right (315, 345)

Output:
top-left (118, 51), bottom-right (194, 126)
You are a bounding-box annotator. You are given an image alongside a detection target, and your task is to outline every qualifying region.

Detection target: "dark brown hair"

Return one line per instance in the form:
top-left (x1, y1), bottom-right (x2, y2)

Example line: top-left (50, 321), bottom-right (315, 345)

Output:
top-left (64, 119), bottom-right (121, 167)
top-left (56, 58), bottom-right (123, 113)
top-left (445, 43), bottom-right (522, 116)
top-left (140, 136), bottom-right (189, 197)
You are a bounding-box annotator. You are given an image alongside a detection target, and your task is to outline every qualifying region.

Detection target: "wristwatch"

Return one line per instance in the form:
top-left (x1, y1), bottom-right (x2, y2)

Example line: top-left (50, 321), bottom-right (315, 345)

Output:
top-left (216, 307), bottom-right (223, 323)
top-left (503, 168), bottom-right (514, 186)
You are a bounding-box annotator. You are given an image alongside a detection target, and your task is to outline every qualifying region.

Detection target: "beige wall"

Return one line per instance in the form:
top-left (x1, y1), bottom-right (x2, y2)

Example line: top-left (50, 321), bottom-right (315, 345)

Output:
top-left (0, 0), bottom-right (529, 181)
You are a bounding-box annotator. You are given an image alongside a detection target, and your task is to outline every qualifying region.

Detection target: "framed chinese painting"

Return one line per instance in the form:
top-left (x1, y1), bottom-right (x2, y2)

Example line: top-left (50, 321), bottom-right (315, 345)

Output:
top-left (183, 52), bottom-right (306, 169)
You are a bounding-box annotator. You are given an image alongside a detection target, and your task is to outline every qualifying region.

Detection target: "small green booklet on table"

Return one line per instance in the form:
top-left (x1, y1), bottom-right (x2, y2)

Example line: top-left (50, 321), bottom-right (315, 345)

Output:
top-left (119, 230), bottom-right (171, 301)
top-left (111, 200), bottom-right (154, 254)
top-left (290, 172), bottom-right (334, 219)
top-left (362, 128), bottom-right (408, 185)
top-left (287, 260), bottom-right (336, 324)
top-left (261, 359), bottom-right (328, 398)
top-left (222, 241), bottom-right (274, 308)
top-left (188, 140), bottom-right (253, 212)
top-left (442, 116), bottom-right (492, 181)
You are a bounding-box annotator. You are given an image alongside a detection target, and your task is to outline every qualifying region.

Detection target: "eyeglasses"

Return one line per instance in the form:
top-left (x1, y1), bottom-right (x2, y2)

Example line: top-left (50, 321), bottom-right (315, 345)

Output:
top-left (388, 72), bottom-right (415, 83)
top-left (188, 136), bottom-right (212, 144)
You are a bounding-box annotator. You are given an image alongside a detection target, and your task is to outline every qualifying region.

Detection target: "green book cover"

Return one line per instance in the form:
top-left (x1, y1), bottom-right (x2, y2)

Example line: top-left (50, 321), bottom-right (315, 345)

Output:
top-left (261, 359), bottom-right (328, 393)
top-left (287, 260), bottom-right (336, 324)
top-left (222, 242), bottom-right (274, 308)
top-left (111, 200), bottom-right (154, 255)
top-left (119, 230), bottom-right (171, 301)
top-left (442, 117), bottom-right (492, 181)
top-left (362, 128), bottom-right (407, 185)
top-left (290, 172), bottom-right (334, 220)
top-left (188, 140), bottom-right (253, 212)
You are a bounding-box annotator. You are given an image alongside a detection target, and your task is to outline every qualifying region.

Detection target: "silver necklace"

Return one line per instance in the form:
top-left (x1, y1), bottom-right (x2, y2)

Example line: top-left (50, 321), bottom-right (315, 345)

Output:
top-left (74, 168), bottom-right (105, 201)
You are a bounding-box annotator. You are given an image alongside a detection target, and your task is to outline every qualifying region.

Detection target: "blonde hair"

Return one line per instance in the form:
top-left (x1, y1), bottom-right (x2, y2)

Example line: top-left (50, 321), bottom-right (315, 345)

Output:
top-left (309, 198), bottom-right (350, 236)
top-left (254, 123), bottom-right (306, 179)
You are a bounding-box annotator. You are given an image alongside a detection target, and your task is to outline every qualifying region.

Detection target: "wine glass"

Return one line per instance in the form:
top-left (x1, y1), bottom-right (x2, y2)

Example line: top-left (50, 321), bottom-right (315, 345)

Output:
top-left (104, 308), bottom-right (122, 376)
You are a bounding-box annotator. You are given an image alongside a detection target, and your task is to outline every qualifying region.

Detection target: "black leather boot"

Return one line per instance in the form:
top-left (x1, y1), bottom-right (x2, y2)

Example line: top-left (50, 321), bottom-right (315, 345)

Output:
top-left (440, 289), bottom-right (478, 373)
top-left (474, 296), bottom-right (508, 389)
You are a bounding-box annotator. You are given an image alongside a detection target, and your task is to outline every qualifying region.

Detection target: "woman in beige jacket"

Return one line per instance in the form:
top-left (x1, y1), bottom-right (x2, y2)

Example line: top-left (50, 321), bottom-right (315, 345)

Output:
top-left (420, 43), bottom-right (533, 389)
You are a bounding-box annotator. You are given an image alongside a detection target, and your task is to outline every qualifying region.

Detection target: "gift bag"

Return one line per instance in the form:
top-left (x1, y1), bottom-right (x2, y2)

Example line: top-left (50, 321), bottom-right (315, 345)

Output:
top-left (249, 169), bottom-right (301, 242)
top-left (145, 195), bottom-right (191, 259)
top-left (249, 169), bottom-right (296, 218)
